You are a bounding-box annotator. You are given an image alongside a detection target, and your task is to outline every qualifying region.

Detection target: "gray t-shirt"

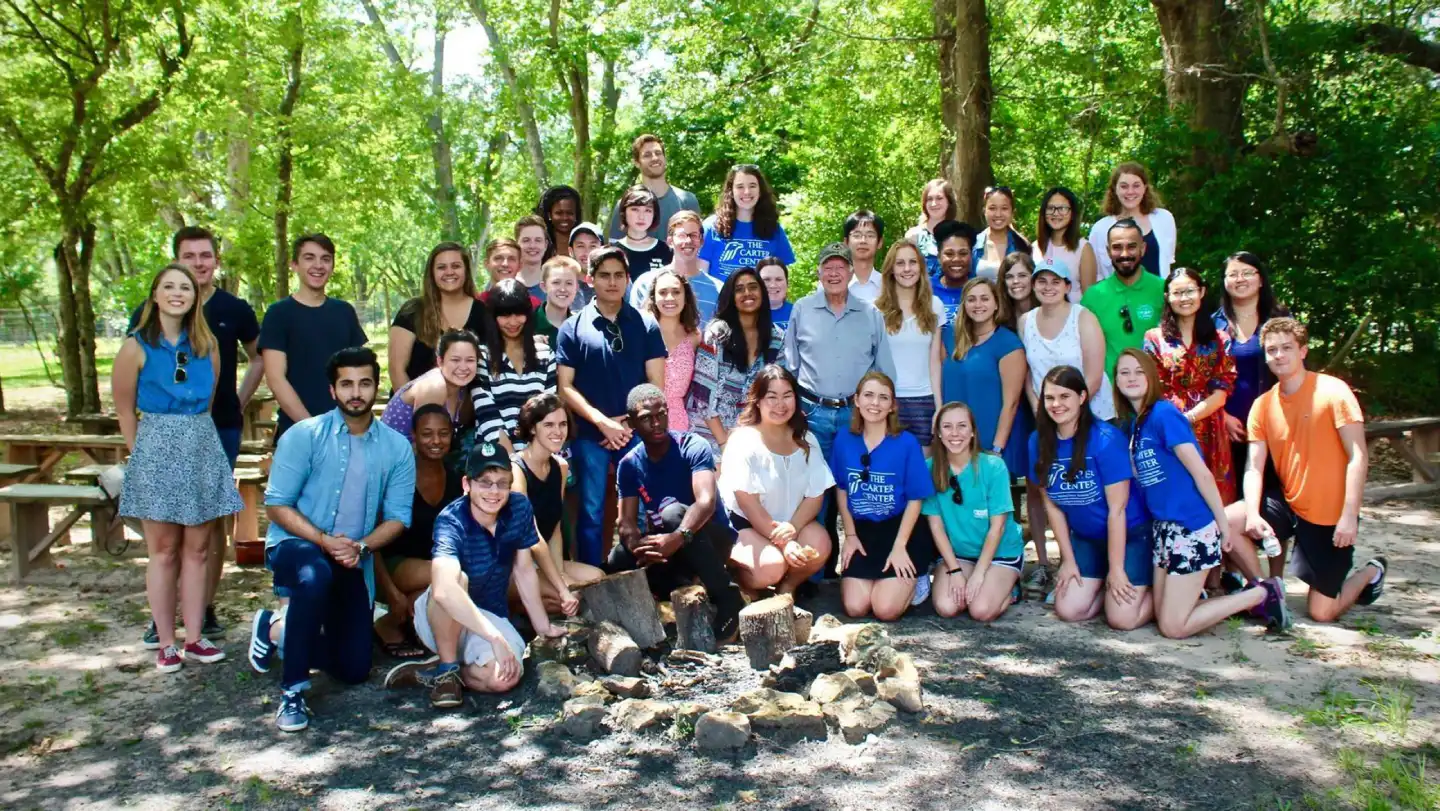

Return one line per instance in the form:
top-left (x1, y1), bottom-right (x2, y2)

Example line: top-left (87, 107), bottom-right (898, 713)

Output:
top-left (332, 434), bottom-right (369, 540)
top-left (606, 184), bottom-right (701, 242)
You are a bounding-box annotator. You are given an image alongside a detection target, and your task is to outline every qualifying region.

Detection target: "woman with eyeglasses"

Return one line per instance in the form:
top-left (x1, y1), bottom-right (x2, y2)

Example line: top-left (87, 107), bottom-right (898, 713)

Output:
top-left (1142, 268), bottom-right (1236, 503)
top-left (471, 280), bottom-right (557, 454)
top-left (697, 164), bottom-right (795, 282)
top-left (113, 263), bottom-right (244, 672)
top-left (831, 372), bottom-right (936, 619)
top-left (1112, 349), bottom-right (1289, 638)
top-left (1087, 162), bottom-right (1177, 281)
top-left (1032, 186), bottom-right (1095, 300)
top-left (645, 269), bottom-right (700, 431)
top-left (924, 402), bottom-right (1025, 621)
top-left (718, 365), bottom-right (833, 594)
top-left (1212, 253), bottom-right (1290, 481)
top-left (686, 266), bottom-right (784, 454)
top-left (1019, 259), bottom-right (1115, 420)
top-left (905, 178), bottom-right (959, 278)
top-left (973, 186), bottom-right (1031, 282)
top-left (1029, 365), bottom-right (1153, 630)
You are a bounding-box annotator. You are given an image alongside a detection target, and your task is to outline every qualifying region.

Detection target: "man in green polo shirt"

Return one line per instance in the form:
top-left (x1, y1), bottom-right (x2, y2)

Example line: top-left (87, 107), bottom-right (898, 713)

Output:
top-left (1081, 218), bottom-right (1164, 374)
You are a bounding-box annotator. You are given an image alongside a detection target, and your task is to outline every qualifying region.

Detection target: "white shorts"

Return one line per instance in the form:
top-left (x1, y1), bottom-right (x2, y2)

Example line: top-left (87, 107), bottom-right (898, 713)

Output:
top-left (412, 587), bottom-right (526, 667)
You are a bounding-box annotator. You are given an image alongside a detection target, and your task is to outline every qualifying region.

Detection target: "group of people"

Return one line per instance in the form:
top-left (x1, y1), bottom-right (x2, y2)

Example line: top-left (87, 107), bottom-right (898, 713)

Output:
top-left (112, 135), bottom-right (1389, 733)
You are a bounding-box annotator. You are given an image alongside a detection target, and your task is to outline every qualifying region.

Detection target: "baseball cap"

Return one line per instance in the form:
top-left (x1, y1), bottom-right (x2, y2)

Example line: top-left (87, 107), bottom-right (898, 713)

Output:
top-left (817, 242), bottom-right (853, 266)
top-left (569, 222), bottom-right (604, 245)
top-left (464, 441), bottom-right (511, 478)
top-left (1032, 259), bottom-right (1071, 282)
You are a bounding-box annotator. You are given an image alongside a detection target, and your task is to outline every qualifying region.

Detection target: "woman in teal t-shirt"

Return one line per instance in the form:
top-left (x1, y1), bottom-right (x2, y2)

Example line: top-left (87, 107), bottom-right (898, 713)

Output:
top-left (923, 402), bottom-right (1025, 622)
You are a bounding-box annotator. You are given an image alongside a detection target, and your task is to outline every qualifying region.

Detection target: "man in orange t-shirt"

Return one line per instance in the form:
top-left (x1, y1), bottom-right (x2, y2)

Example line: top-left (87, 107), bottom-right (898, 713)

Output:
top-left (1222, 318), bottom-right (1387, 622)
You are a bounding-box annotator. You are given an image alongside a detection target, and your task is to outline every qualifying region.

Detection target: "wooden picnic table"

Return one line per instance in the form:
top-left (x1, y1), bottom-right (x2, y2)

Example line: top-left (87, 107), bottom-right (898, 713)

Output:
top-left (66, 413), bottom-right (122, 435)
top-left (1364, 416), bottom-right (1440, 501)
top-left (0, 483), bottom-right (118, 582)
top-left (0, 434), bottom-right (129, 482)
top-left (0, 463), bottom-right (40, 540)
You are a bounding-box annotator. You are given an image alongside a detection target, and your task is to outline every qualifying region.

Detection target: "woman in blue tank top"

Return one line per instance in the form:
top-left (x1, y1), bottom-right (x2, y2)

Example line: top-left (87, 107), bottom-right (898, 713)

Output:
top-left (113, 264), bottom-right (244, 674)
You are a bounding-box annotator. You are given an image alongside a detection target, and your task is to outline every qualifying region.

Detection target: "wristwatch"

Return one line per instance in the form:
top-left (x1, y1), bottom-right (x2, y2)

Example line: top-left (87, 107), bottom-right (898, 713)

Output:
top-left (678, 528), bottom-right (695, 546)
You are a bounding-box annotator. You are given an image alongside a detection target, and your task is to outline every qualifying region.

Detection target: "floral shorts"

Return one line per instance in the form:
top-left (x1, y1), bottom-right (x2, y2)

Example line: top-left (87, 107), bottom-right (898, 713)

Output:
top-left (1152, 520), bottom-right (1221, 575)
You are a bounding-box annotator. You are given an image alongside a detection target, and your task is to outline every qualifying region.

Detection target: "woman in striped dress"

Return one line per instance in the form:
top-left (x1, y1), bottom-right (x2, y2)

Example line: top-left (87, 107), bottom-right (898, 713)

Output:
top-left (472, 279), bottom-right (557, 452)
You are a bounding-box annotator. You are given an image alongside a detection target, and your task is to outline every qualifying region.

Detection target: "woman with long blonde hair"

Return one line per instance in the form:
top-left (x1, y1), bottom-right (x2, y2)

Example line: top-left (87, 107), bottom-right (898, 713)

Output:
top-left (873, 239), bottom-right (944, 446)
top-left (113, 264), bottom-right (244, 673)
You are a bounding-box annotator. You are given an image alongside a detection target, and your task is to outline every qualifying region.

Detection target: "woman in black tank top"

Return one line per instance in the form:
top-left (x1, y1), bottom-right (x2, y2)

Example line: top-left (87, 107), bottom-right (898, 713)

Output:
top-left (511, 394), bottom-right (603, 614)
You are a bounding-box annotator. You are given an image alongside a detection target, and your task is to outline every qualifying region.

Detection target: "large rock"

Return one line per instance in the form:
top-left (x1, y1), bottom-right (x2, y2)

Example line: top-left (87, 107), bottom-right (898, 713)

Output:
top-left (561, 696), bottom-right (608, 738)
top-left (846, 624), bottom-right (892, 666)
top-left (673, 701), bottom-right (709, 732)
top-left (733, 689), bottom-right (826, 741)
top-left (528, 626), bottom-right (591, 666)
top-left (571, 681), bottom-right (612, 703)
top-left (845, 668), bottom-right (877, 696)
top-left (809, 672), bottom-right (860, 705)
top-left (876, 677), bottom-right (923, 713)
top-left (824, 697), bottom-right (897, 744)
top-left (694, 711), bottom-right (750, 752)
top-left (536, 661), bottom-right (580, 700)
top-left (600, 676), bottom-right (651, 699)
top-left (607, 699), bottom-right (675, 733)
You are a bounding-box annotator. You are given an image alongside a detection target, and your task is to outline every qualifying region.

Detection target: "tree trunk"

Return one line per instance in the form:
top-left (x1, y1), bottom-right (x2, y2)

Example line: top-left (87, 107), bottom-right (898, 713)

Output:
top-left (54, 218), bottom-right (101, 416)
top-left (429, 22), bottom-right (462, 241)
top-left (549, 0), bottom-right (592, 211)
top-left (474, 130), bottom-right (510, 245)
top-left (273, 11), bottom-right (305, 300)
top-left (588, 620), bottom-right (642, 676)
top-left (224, 96), bottom-right (252, 295)
top-left (590, 56), bottom-right (620, 222)
top-left (469, 0), bottom-right (549, 190)
top-left (934, 0), bottom-right (995, 224)
top-left (1152, 0), bottom-right (1247, 190)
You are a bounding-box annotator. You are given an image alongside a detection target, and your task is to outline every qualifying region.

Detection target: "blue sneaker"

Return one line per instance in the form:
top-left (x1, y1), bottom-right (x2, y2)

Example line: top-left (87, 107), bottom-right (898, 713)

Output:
top-left (275, 691), bottom-right (311, 733)
top-left (249, 609), bottom-right (276, 673)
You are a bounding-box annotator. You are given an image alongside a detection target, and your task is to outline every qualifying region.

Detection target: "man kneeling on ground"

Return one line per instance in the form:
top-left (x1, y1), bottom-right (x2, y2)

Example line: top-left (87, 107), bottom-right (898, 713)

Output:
top-left (384, 441), bottom-right (568, 708)
top-left (607, 384), bottom-right (746, 641)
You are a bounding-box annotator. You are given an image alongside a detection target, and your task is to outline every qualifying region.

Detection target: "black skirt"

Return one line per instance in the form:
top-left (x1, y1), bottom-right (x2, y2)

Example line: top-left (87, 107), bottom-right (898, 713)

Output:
top-left (842, 513), bottom-right (936, 581)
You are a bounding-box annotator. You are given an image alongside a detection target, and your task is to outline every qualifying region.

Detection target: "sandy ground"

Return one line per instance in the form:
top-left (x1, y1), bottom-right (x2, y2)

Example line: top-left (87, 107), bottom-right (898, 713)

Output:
top-left (0, 488), bottom-right (1433, 811)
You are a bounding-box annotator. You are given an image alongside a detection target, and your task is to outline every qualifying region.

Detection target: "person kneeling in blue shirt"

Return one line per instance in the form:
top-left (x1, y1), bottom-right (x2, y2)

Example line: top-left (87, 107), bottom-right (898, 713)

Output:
top-left (382, 441), bottom-right (569, 709)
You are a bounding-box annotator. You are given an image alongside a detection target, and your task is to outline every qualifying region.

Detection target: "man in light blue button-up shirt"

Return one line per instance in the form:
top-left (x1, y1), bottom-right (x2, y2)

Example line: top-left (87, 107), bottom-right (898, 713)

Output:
top-left (247, 347), bottom-right (416, 733)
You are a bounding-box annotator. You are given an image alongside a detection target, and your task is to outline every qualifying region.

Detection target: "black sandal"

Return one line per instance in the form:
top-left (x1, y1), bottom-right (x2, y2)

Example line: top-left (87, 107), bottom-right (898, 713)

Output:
top-left (373, 629), bottom-right (429, 660)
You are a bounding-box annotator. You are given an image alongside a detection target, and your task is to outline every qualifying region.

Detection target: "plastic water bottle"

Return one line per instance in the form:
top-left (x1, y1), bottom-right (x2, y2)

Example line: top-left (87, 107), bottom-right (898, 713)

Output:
top-left (1259, 532), bottom-right (1282, 558)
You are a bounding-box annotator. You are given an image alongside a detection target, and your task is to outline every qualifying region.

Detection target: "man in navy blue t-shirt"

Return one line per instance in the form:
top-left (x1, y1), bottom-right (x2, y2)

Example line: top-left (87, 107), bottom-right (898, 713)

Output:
top-left (609, 384), bottom-right (745, 640)
top-left (128, 226), bottom-right (263, 646)
top-left (383, 442), bottom-right (570, 709)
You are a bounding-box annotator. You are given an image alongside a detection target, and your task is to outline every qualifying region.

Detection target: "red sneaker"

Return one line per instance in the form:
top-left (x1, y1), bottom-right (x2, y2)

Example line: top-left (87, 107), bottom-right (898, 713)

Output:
top-left (156, 645), bottom-right (183, 673)
top-left (183, 639), bottom-right (226, 664)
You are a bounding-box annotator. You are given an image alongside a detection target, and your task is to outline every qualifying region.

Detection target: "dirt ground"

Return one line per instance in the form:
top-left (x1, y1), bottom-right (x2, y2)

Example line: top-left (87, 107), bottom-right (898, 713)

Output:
top-left (0, 396), bottom-right (1435, 810)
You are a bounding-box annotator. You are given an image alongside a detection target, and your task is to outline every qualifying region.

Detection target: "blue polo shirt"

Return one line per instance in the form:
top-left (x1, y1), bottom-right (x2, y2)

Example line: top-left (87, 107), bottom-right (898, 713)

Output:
top-left (1027, 420), bottom-right (1147, 540)
top-left (1130, 400), bottom-right (1215, 531)
top-left (555, 300), bottom-right (667, 443)
top-left (432, 493), bottom-right (539, 618)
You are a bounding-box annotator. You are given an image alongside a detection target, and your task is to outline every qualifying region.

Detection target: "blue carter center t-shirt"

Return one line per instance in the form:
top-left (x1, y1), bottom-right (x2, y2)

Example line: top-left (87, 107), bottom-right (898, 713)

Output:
top-left (1027, 420), bottom-right (1147, 540)
top-left (697, 217), bottom-right (797, 283)
top-left (1130, 400), bottom-right (1215, 531)
top-left (829, 430), bottom-right (934, 521)
top-left (617, 431), bottom-right (734, 536)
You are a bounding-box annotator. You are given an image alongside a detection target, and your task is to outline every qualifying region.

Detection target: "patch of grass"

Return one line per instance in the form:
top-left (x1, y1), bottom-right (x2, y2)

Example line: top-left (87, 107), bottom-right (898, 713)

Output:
top-left (1289, 635), bottom-right (1329, 659)
top-left (1364, 636), bottom-right (1423, 661)
top-left (1333, 748), bottom-right (1440, 810)
top-left (1194, 684), bottom-right (1210, 701)
top-left (1176, 741), bottom-right (1199, 758)
top-left (48, 619), bottom-right (108, 648)
top-left (671, 714), bottom-right (696, 740)
top-left (1349, 616), bottom-right (1383, 636)
top-left (0, 675), bottom-right (58, 709)
top-left (1295, 681), bottom-right (1414, 736)
top-left (1299, 688), bottom-right (1366, 729)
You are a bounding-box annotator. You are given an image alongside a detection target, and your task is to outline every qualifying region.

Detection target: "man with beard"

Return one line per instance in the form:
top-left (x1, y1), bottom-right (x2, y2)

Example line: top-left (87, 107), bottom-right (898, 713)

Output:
top-left (1080, 218), bottom-right (1164, 375)
top-left (607, 385), bottom-right (746, 640)
top-left (247, 347), bottom-right (416, 732)
top-left (931, 220), bottom-right (977, 326)
top-left (605, 134), bottom-right (700, 243)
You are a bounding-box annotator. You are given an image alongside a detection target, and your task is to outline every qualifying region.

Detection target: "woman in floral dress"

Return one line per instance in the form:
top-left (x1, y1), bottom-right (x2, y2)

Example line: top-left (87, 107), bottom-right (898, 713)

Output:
top-left (1142, 268), bottom-right (1237, 503)
top-left (685, 266), bottom-right (783, 454)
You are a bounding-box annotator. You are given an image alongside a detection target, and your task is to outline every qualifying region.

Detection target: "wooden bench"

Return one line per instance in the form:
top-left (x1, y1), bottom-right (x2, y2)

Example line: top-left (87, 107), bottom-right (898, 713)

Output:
top-left (0, 434), bottom-right (128, 482)
top-left (232, 468), bottom-right (267, 565)
top-left (0, 484), bottom-right (120, 581)
top-left (0, 463), bottom-right (40, 540)
top-left (1364, 417), bottom-right (1440, 502)
top-left (62, 464), bottom-right (111, 485)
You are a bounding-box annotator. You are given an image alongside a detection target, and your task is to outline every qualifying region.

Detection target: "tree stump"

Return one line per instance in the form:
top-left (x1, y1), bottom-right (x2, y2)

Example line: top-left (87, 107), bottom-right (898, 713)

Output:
top-left (739, 594), bottom-right (796, 670)
top-left (578, 568), bottom-right (665, 649)
top-left (793, 606), bottom-right (813, 644)
top-left (589, 620), bottom-right (642, 676)
top-left (671, 585), bottom-right (716, 653)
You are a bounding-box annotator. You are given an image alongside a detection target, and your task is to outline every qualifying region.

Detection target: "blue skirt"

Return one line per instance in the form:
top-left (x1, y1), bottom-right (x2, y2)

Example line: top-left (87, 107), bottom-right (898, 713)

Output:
top-left (120, 412), bottom-right (244, 525)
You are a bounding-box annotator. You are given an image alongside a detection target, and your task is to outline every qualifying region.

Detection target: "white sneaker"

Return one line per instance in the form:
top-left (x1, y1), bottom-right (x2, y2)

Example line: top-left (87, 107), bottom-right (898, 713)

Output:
top-left (911, 574), bottom-right (932, 606)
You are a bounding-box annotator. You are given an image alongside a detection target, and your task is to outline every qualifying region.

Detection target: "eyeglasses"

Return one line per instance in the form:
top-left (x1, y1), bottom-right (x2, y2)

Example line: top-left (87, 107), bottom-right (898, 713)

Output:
top-left (1224, 269), bottom-right (1260, 281)
top-left (948, 474), bottom-right (964, 505)
top-left (1045, 205), bottom-right (1072, 215)
top-left (469, 479), bottom-right (509, 492)
top-left (1169, 288), bottom-right (1201, 300)
top-left (602, 320), bottom-right (624, 353)
top-left (859, 453), bottom-right (872, 483)
top-left (174, 351), bottom-right (190, 385)
top-left (1120, 305), bottom-right (1135, 334)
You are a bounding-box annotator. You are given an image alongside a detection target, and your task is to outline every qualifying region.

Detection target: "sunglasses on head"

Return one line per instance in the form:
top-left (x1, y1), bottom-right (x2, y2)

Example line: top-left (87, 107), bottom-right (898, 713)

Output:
top-left (174, 351), bottom-right (190, 385)
top-left (983, 185), bottom-right (1012, 197)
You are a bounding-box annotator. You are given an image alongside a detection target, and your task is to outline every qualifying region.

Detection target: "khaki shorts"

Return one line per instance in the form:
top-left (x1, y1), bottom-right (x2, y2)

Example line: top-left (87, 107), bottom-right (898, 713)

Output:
top-left (412, 587), bottom-right (526, 667)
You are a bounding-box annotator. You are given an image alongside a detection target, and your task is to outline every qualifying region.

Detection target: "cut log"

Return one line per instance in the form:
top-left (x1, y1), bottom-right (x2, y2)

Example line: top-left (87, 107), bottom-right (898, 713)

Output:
top-left (793, 606), bottom-right (813, 644)
top-left (578, 568), bottom-right (665, 649)
top-left (739, 594), bottom-right (796, 670)
top-left (671, 584), bottom-right (716, 653)
top-left (589, 620), bottom-right (642, 676)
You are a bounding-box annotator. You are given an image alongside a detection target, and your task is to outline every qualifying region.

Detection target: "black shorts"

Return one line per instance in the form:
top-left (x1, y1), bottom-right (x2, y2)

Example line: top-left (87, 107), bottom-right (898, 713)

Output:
top-left (841, 514), bottom-right (936, 581)
top-left (1258, 490), bottom-right (1353, 599)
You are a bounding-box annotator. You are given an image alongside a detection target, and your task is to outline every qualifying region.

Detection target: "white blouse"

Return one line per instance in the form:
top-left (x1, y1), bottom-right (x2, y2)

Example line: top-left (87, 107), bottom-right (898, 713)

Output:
top-left (888, 295), bottom-right (944, 398)
top-left (719, 427), bottom-right (836, 522)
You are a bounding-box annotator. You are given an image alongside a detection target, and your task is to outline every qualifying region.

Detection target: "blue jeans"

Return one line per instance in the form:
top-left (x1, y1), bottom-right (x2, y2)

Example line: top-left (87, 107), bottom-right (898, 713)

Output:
top-left (801, 400), bottom-right (850, 523)
top-left (571, 435), bottom-right (640, 566)
top-left (267, 540), bottom-right (373, 693)
top-left (216, 426), bottom-right (242, 468)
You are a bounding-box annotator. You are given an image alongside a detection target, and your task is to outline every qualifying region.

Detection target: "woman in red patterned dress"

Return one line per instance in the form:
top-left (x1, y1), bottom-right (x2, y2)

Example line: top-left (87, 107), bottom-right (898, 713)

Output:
top-left (1142, 268), bottom-right (1237, 503)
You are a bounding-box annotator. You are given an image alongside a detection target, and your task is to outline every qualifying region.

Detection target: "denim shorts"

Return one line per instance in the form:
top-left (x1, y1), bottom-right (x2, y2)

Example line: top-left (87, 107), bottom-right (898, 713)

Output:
top-left (1070, 523), bottom-right (1153, 586)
